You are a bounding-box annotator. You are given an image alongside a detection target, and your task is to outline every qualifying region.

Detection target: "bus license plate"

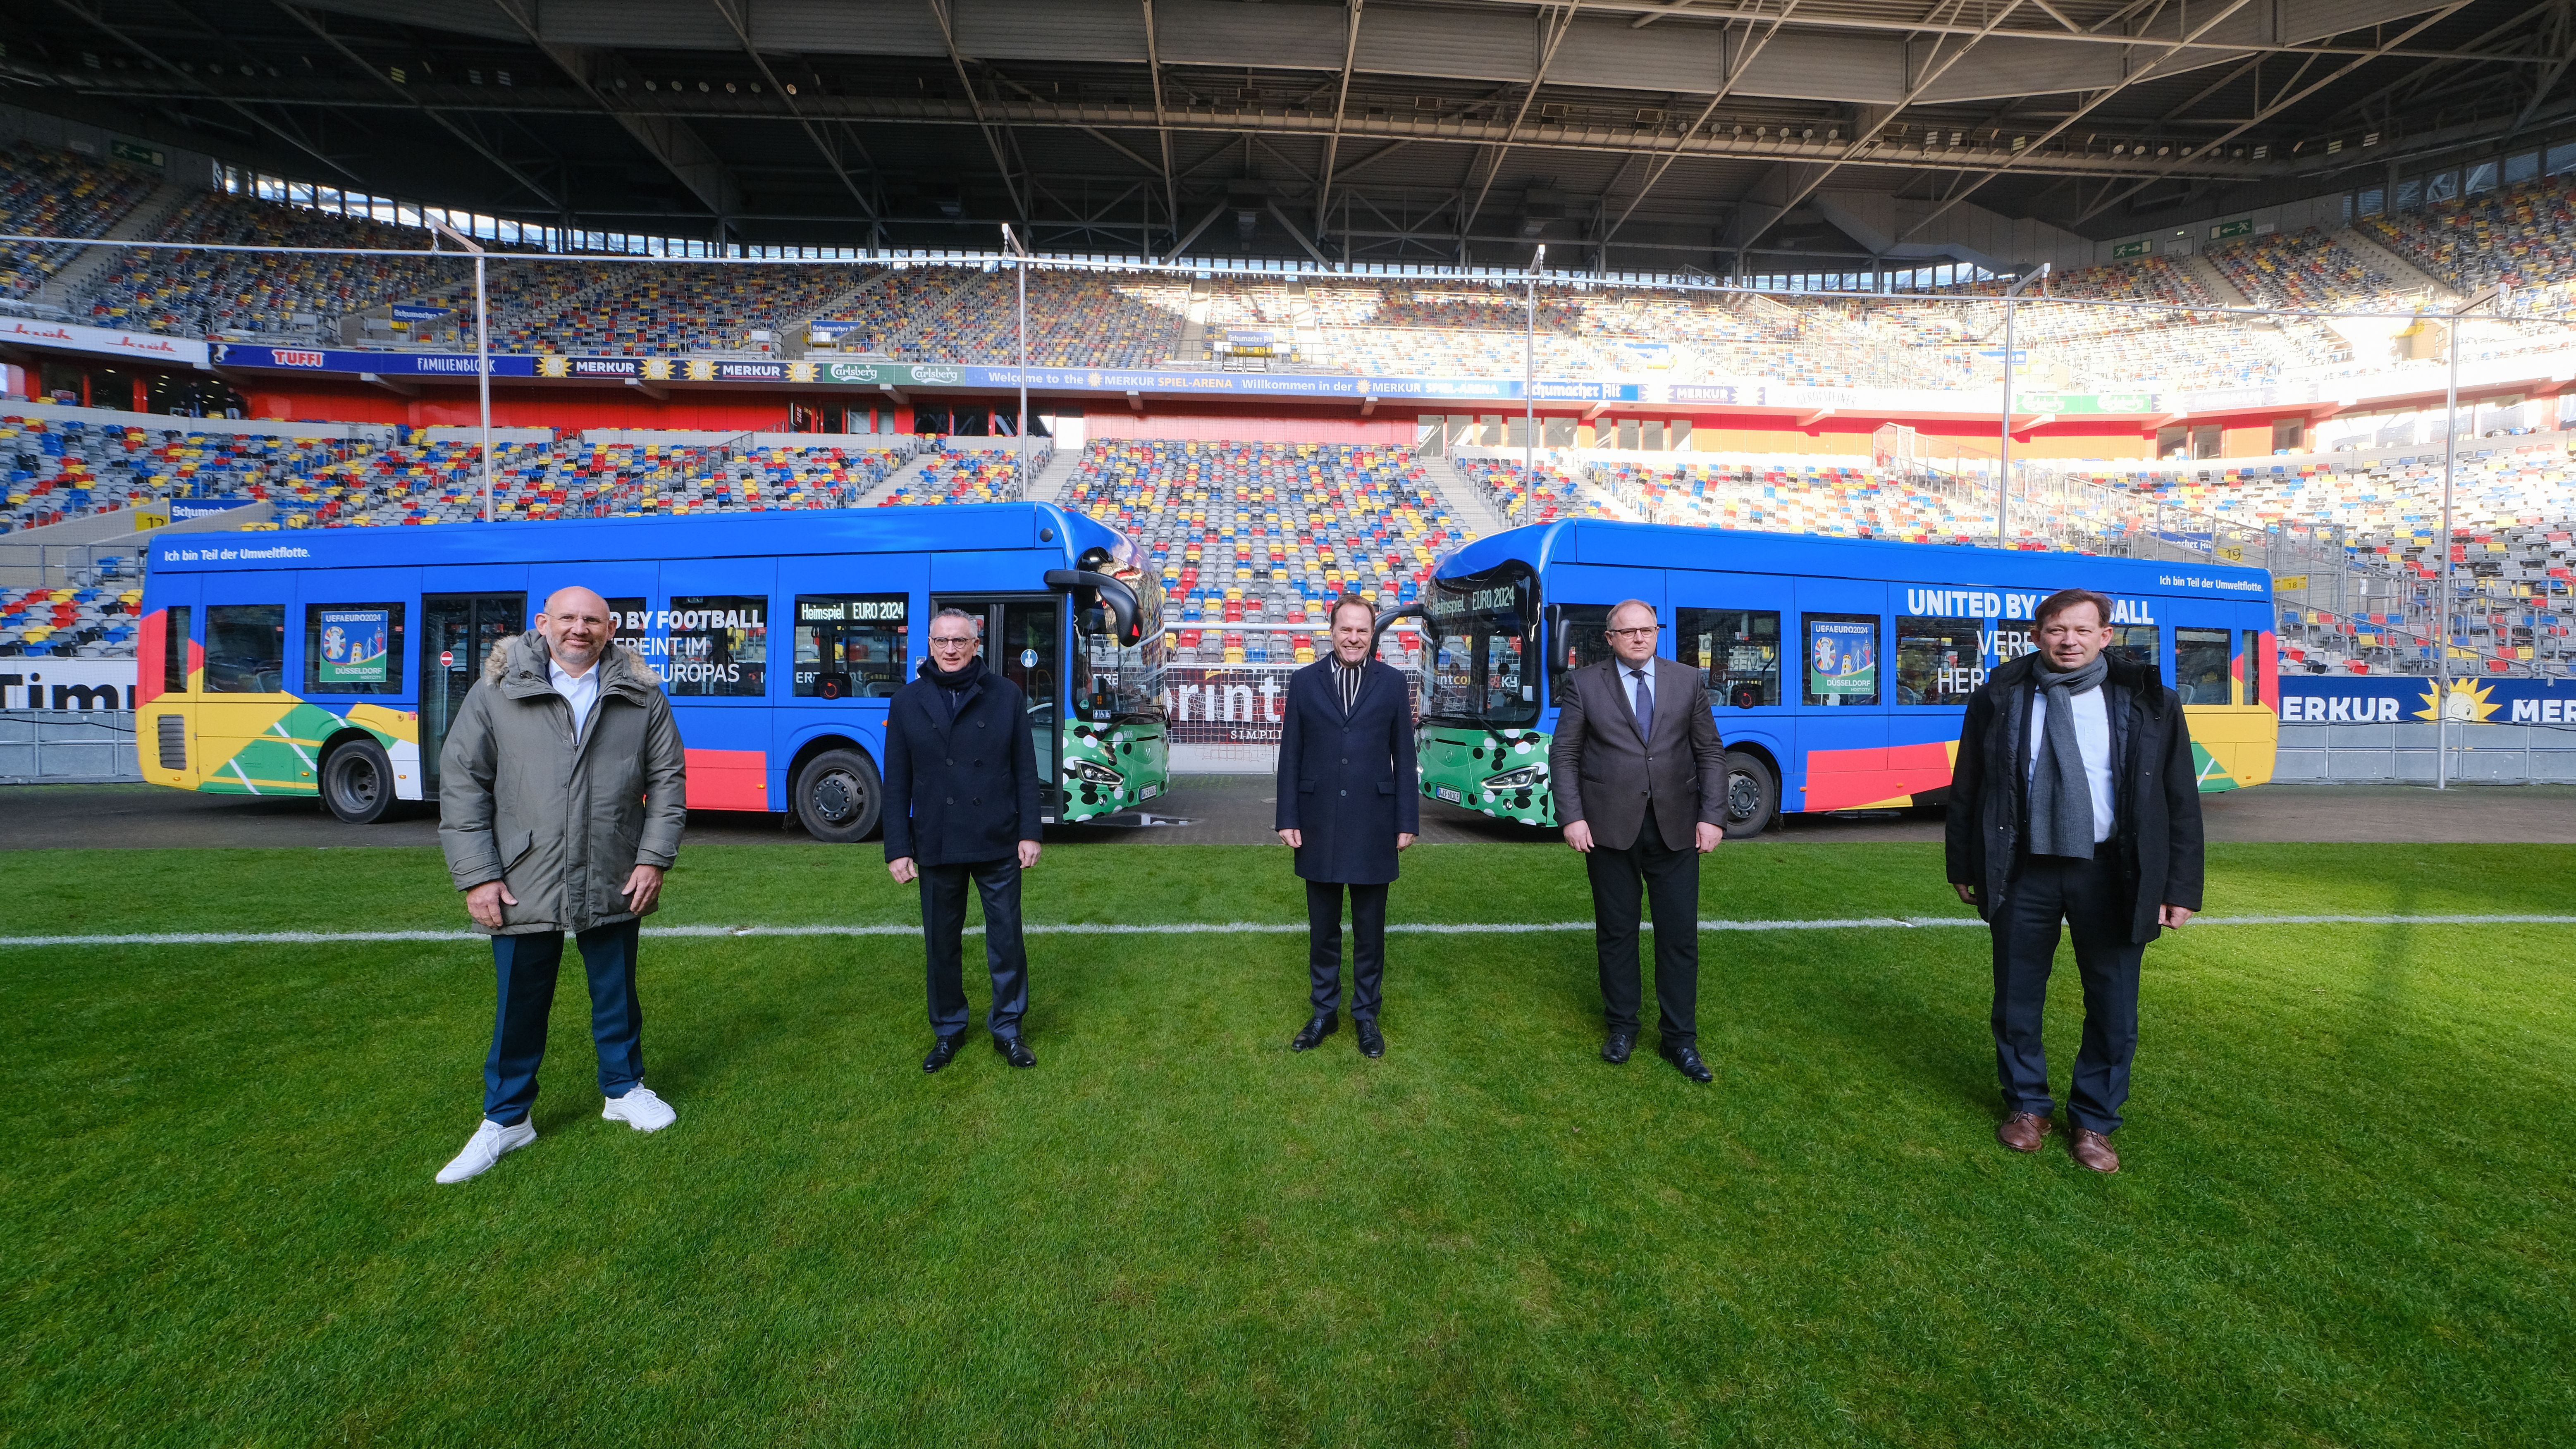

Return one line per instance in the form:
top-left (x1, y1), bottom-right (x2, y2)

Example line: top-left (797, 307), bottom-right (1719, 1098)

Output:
top-left (1140, 783), bottom-right (1162, 801)
top-left (1434, 785), bottom-right (1463, 803)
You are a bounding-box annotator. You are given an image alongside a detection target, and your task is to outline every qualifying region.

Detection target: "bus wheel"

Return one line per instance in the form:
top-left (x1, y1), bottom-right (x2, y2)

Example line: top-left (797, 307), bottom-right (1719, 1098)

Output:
top-left (321, 738), bottom-right (396, 824)
top-left (795, 749), bottom-right (883, 844)
top-left (1722, 750), bottom-right (1777, 839)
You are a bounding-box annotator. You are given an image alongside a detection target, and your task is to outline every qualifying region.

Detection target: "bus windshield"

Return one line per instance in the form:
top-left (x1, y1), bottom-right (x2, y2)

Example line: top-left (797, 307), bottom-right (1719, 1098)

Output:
top-left (1072, 562), bottom-right (1169, 721)
top-left (1421, 565), bottom-right (1538, 728)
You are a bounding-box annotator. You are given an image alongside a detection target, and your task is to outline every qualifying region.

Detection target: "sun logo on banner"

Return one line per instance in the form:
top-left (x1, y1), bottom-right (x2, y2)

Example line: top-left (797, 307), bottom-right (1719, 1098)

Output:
top-left (2414, 678), bottom-right (2501, 723)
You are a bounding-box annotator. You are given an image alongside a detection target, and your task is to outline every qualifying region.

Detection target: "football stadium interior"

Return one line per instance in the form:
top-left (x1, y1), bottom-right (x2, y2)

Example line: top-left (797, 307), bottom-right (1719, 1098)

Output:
top-left (3, 2), bottom-right (2574, 1442)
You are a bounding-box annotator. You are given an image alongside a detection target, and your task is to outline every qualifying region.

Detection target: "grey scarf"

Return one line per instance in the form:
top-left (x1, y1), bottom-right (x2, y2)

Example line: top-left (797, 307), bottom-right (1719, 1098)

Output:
top-left (2027, 652), bottom-right (2110, 859)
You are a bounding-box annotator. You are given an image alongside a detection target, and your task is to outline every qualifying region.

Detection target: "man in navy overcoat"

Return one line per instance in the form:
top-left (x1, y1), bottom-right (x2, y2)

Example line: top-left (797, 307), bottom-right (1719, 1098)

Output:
top-left (1275, 595), bottom-right (1420, 1058)
top-left (884, 607), bottom-right (1045, 1074)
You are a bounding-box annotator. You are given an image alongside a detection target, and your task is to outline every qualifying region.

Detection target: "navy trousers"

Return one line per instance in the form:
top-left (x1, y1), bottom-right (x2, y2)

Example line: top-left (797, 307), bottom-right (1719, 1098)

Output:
top-left (1583, 804), bottom-right (1702, 1046)
top-left (1990, 847), bottom-right (2146, 1134)
top-left (484, 919), bottom-right (645, 1127)
top-left (1305, 879), bottom-right (1388, 1023)
top-left (921, 857), bottom-right (1030, 1040)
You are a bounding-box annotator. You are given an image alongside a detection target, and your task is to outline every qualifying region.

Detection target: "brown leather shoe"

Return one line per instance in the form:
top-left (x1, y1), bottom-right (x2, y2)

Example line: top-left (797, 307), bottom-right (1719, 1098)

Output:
top-left (1996, 1111), bottom-right (2053, 1153)
top-left (2069, 1127), bottom-right (2120, 1173)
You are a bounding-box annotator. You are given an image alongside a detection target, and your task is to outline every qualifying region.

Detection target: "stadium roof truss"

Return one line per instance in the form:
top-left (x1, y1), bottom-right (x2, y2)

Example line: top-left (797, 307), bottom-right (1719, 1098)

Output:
top-left (12, 0), bottom-right (2576, 269)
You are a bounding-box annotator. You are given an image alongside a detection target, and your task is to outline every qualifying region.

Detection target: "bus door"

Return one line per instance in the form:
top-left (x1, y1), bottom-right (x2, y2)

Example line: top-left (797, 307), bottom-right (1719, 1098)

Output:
top-left (932, 594), bottom-right (1061, 815)
top-left (420, 592), bottom-right (525, 795)
top-left (1667, 569), bottom-right (1791, 833)
top-left (1792, 578), bottom-right (1892, 813)
top-left (2162, 593), bottom-right (2266, 790)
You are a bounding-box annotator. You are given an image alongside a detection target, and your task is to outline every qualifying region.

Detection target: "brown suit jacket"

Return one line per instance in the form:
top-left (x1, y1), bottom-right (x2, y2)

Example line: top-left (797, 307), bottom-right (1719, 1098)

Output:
top-left (1547, 655), bottom-right (1727, 851)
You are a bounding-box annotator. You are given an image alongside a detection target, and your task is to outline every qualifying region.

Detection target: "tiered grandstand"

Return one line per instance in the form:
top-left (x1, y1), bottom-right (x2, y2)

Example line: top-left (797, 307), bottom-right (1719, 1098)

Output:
top-left (0, 580), bottom-right (142, 658)
top-left (0, 144), bottom-right (158, 300)
top-left (79, 188), bottom-right (460, 338)
top-left (2, 132), bottom-right (2574, 680)
top-left (876, 441), bottom-right (1045, 506)
top-left (814, 267), bottom-right (1190, 365)
top-left (1056, 440), bottom-right (1462, 667)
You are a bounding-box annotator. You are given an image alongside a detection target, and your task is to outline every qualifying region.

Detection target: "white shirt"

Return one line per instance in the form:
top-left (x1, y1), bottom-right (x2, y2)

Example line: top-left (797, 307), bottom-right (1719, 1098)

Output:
top-left (550, 654), bottom-right (602, 738)
top-left (2028, 685), bottom-right (2115, 843)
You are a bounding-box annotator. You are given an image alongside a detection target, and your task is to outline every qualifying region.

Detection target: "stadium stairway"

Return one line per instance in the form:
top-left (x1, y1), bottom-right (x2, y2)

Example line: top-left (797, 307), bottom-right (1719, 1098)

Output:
top-left (2182, 251), bottom-right (2253, 308)
top-left (1025, 445), bottom-right (1081, 505)
top-left (31, 180), bottom-right (195, 313)
top-left (1177, 277), bottom-right (1212, 363)
top-left (851, 449), bottom-right (943, 506)
top-left (1414, 451), bottom-right (1506, 539)
top-left (2338, 227), bottom-right (2460, 303)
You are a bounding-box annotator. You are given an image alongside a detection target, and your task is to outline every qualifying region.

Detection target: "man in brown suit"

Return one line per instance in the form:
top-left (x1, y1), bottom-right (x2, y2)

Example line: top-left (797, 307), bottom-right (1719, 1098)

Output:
top-left (1548, 598), bottom-right (1729, 1082)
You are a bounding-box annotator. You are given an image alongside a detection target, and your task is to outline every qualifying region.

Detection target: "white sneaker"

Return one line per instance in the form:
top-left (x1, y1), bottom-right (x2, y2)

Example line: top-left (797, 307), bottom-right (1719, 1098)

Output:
top-left (602, 1084), bottom-right (676, 1132)
top-left (436, 1118), bottom-right (536, 1184)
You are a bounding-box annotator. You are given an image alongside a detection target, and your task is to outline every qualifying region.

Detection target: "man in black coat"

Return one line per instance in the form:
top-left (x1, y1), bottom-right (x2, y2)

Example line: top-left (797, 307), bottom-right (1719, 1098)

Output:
top-left (1276, 595), bottom-right (1419, 1058)
top-left (885, 607), bottom-right (1045, 1072)
top-left (1547, 599), bottom-right (1729, 1084)
top-left (1947, 587), bottom-right (2205, 1174)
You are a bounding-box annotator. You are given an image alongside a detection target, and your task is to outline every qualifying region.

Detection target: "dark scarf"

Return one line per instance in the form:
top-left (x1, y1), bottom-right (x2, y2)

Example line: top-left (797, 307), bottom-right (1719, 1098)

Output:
top-left (921, 653), bottom-right (986, 718)
top-left (2027, 651), bottom-right (2110, 859)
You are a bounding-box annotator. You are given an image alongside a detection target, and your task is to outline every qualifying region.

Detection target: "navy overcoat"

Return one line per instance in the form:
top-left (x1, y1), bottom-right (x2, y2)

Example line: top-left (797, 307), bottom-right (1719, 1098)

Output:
top-left (883, 658), bottom-right (1044, 867)
top-left (1274, 656), bottom-right (1421, 885)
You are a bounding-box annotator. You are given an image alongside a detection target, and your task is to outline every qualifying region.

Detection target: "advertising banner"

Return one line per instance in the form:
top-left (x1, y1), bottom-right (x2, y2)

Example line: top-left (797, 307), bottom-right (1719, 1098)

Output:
top-left (1809, 619), bottom-right (1878, 698)
top-left (210, 343), bottom-right (537, 378)
top-left (2, 316), bottom-right (209, 367)
top-left (168, 496), bottom-right (256, 520)
top-left (315, 608), bottom-right (391, 685)
top-left (0, 659), bottom-right (135, 711)
top-left (390, 304), bottom-right (451, 322)
top-left (2278, 674), bottom-right (2576, 724)
top-left (1158, 665), bottom-right (1422, 747)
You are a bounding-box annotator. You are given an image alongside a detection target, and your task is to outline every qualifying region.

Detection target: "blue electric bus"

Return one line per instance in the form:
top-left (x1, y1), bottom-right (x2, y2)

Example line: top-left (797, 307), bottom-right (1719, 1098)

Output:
top-left (134, 503), bottom-right (1169, 840)
top-left (1405, 520), bottom-right (2278, 833)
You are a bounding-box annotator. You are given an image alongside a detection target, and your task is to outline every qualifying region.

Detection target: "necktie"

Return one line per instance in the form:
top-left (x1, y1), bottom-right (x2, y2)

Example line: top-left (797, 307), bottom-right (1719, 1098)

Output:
top-left (1629, 666), bottom-right (1653, 735)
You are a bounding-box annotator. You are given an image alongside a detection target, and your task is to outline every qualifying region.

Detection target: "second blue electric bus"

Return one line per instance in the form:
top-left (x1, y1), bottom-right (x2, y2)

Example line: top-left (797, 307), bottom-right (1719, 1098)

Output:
top-left (1406, 519), bottom-right (2278, 833)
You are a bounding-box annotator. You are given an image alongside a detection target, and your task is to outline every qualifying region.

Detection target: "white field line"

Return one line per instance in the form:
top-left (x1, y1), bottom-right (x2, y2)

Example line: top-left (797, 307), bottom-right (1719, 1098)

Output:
top-left (1, 914), bottom-right (2570, 950)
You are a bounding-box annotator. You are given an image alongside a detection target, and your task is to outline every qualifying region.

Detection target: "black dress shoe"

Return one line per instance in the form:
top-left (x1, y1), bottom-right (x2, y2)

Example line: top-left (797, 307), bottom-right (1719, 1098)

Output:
top-left (1355, 1019), bottom-right (1385, 1058)
top-left (994, 1035), bottom-right (1036, 1069)
top-left (923, 1033), bottom-right (966, 1074)
top-left (1602, 1029), bottom-right (1637, 1065)
top-left (1290, 1014), bottom-right (1338, 1051)
top-left (1658, 1039), bottom-right (1713, 1084)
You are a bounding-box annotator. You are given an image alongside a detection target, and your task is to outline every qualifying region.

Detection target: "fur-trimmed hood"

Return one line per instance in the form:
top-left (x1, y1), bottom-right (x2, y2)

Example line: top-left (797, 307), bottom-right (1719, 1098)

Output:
top-left (482, 629), bottom-right (660, 702)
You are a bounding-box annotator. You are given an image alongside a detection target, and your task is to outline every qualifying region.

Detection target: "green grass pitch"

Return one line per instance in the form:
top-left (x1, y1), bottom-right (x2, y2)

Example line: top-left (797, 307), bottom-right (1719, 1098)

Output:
top-left (2, 840), bottom-right (2570, 1446)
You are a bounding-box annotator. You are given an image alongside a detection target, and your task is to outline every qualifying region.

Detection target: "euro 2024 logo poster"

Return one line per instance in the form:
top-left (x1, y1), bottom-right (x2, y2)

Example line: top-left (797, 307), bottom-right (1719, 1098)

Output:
top-left (317, 609), bottom-right (390, 685)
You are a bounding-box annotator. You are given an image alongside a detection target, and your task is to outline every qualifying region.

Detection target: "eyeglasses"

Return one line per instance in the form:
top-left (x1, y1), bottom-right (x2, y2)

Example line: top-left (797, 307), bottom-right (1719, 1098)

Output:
top-left (929, 635), bottom-right (978, 649)
top-left (1606, 625), bottom-right (1659, 638)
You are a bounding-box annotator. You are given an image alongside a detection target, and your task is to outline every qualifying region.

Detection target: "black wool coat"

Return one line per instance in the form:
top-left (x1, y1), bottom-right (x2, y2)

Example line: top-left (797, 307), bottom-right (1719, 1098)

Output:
top-left (1274, 657), bottom-right (1421, 885)
top-left (1944, 647), bottom-right (2207, 944)
top-left (883, 658), bottom-right (1044, 867)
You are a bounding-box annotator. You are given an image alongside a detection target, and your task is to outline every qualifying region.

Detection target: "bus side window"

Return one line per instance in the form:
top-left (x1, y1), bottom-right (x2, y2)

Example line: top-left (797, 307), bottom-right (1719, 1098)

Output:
top-left (1676, 608), bottom-right (1779, 709)
top-left (162, 605), bottom-right (192, 695)
top-left (203, 604), bottom-right (285, 695)
top-left (1550, 604), bottom-right (1616, 701)
top-left (1802, 613), bottom-right (1880, 707)
top-left (2175, 628), bottom-right (2232, 705)
top-left (2114, 625), bottom-right (2158, 673)
top-left (1894, 616), bottom-right (1980, 706)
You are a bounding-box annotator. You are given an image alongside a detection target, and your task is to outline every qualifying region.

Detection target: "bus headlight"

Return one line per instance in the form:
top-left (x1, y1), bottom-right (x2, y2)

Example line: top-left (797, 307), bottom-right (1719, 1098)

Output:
top-left (1483, 765), bottom-right (1544, 790)
top-left (1065, 759), bottom-right (1126, 786)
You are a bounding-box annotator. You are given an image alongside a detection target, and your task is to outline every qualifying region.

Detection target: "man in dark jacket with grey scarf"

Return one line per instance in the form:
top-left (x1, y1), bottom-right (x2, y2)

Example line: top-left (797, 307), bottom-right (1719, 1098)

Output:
top-left (1946, 587), bottom-right (2204, 1174)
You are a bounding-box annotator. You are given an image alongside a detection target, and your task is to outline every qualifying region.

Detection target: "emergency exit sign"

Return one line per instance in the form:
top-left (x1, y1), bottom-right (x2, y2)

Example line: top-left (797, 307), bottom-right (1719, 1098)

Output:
top-left (2112, 239), bottom-right (2151, 259)
top-left (110, 138), bottom-right (165, 168)
top-left (2209, 219), bottom-right (2254, 240)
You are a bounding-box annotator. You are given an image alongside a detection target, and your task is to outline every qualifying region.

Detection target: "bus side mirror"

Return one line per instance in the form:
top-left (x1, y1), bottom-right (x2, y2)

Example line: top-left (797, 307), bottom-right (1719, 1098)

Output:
top-left (1045, 569), bottom-right (1145, 647)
